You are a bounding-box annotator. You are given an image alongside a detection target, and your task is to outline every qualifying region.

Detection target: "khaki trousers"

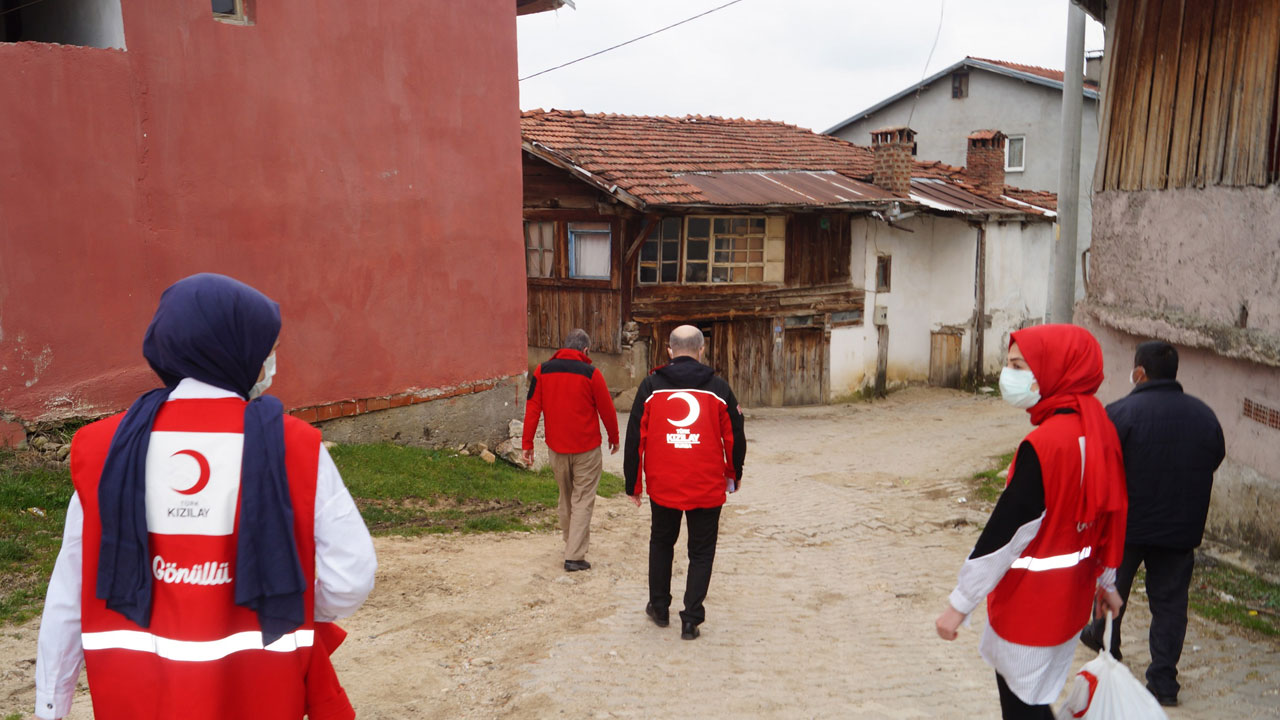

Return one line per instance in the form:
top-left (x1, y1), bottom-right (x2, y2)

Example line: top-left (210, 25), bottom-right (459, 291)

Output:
top-left (549, 446), bottom-right (602, 562)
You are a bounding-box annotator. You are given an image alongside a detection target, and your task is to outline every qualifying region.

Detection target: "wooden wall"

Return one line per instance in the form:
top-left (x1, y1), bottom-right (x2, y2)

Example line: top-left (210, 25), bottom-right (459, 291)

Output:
top-left (1099, 0), bottom-right (1280, 190)
top-left (527, 285), bottom-right (622, 354)
top-left (785, 213), bottom-right (852, 287)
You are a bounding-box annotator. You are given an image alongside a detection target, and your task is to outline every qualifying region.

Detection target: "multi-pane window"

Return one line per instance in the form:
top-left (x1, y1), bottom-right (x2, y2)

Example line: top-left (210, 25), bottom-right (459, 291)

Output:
top-left (952, 72), bottom-right (969, 99)
top-left (524, 221), bottom-right (554, 278)
top-left (638, 218), bottom-right (681, 284)
top-left (710, 217), bottom-right (766, 283)
top-left (683, 216), bottom-right (768, 284)
top-left (568, 222), bottom-right (611, 279)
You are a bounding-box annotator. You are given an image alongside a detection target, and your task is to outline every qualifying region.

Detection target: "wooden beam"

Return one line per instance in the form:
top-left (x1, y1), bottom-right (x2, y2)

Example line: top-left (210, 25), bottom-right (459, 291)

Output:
top-left (624, 214), bottom-right (661, 264)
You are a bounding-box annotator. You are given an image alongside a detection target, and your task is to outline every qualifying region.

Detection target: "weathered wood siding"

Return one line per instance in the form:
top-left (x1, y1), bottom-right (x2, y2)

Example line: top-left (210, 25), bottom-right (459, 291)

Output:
top-left (523, 152), bottom-right (606, 209)
top-left (1099, 0), bottom-right (1280, 190)
top-left (785, 214), bottom-right (852, 287)
top-left (782, 328), bottom-right (825, 405)
top-left (527, 285), bottom-right (622, 353)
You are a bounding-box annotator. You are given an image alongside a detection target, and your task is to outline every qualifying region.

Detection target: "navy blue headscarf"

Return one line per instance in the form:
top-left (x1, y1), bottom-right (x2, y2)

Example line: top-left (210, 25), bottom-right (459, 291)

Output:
top-left (96, 273), bottom-right (306, 645)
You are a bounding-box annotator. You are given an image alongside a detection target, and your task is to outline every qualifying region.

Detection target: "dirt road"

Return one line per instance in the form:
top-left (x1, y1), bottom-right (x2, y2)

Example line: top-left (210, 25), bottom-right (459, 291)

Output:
top-left (3, 388), bottom-right (1277, 718)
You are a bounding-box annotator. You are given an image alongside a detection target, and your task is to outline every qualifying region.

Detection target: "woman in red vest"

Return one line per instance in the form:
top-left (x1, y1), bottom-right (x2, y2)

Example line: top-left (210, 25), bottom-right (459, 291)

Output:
top-left (34, 274), bottom-right (376, 720)
top-left (935, 324), bottom-right (1127, 719)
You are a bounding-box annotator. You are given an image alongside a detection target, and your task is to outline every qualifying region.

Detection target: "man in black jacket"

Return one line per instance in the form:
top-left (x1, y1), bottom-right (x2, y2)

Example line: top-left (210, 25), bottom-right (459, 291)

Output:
top-left (1079, 341), bottom-right (1225, 707)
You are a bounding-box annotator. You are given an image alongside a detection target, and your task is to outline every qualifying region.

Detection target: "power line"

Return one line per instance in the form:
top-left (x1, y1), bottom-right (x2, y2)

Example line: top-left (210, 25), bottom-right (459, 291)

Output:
top-left (1, 0), bottom-right (52, 18)
top-left (907, 0), bottom-right (947, 130)
top-left (519, 0), bottom-right (750, 82)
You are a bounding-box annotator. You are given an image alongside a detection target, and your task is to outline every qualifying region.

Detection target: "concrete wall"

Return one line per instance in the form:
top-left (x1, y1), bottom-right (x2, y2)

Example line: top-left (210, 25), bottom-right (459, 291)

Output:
top-left (830, 215), bottom-right (1053, 397)
top-left (1080, 319), bottom-right (1280, 558)
top-left (1088, 188), bottom-right (1280, 337)
top-left (830, 69), bottom-right (1097, 296)
top-left (0, 0), bottom-right (528, 442)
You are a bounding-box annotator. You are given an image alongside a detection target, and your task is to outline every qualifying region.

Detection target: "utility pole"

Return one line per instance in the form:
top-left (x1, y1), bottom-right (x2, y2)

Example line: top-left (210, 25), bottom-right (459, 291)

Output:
top-left (1051, 2), bottom-right (1086, 323)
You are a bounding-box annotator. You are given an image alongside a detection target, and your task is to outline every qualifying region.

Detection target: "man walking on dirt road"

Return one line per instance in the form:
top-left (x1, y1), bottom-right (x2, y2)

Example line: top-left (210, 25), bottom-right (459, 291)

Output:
top-left (624, 324), bottom-right (746, 640)
top-left (1077, 340), bottom-right (1224, 707)
top-left (522, 329), bottom-right (620, 572)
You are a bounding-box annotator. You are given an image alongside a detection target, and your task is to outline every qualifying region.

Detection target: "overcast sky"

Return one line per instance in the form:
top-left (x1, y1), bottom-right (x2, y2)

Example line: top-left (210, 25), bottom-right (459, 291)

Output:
top-left (517, 0), bottom-right (1105, 133)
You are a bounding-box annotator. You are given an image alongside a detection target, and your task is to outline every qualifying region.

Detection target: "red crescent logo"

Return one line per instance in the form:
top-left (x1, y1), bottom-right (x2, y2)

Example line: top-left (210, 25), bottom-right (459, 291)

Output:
top-left (171, 449), bottom-right (212, 495)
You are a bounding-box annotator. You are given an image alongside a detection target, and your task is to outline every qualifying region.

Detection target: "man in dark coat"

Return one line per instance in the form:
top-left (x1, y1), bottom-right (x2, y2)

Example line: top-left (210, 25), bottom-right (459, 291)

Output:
top-left (1079, 340), bottom-right (1225, 707)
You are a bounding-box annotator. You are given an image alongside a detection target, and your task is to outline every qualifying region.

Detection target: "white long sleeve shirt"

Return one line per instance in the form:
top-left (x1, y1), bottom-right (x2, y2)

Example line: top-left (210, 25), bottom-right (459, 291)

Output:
top-left (34, 379), bottom-right (377, 719)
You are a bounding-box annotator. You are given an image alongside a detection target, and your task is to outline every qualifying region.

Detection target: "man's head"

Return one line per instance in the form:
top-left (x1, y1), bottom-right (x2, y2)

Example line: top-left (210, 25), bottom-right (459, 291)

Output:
top-left (1132, 340), bottom-right (1178, 384)
top-left (564, 328), bottom-right (591, 353)
top-left (667, 324), bottom-right (706, 361)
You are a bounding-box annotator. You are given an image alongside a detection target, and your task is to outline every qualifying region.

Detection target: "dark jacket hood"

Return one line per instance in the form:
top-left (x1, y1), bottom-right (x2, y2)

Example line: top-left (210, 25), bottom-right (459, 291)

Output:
top-left (654, 356), bottom-right (715, 387)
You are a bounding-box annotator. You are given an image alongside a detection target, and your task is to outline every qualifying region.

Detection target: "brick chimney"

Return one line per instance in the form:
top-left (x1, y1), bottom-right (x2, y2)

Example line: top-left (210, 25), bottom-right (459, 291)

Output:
top-left (871, 126), bottom-right (916, 196)
top-left (966, 130), bottom-right (1007, 196)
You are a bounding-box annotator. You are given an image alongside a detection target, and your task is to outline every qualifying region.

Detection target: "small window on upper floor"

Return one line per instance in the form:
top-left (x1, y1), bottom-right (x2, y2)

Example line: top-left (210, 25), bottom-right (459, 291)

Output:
top-left (1005, 135), bottom-right (1026, 172)
top-left (568, 222), bottom-right (611, 280)
top-left (951, 72), bottom-right (969, 99)
top-left (1, 0), bottom-right (125, 49)
top-left (213, 0), bottom-right (252, 25)
top-left (524, 221), bottom-right (555, 278)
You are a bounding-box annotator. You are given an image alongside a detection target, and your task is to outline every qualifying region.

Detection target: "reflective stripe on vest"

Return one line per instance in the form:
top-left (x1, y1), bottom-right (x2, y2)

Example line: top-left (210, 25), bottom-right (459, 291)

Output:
top-left (1010, 545), bottom-right (1092, 572)
top-left (82, 629), bottom-right (315, 662)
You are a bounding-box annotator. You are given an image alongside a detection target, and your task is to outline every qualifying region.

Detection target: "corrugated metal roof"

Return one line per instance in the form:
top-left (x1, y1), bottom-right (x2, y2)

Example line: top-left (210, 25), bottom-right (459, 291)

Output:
top-left (675, 171), bottom-right (896, 207)
top-left (909, 178), bottom-right (1019, 214)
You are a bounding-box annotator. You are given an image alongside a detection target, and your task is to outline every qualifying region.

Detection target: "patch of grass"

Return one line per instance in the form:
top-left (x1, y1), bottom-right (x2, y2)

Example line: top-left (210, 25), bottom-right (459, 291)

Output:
top-left (970, 451), bottom-right (1016, 504)
top-left (0, 449), bottom-right (74, 625)
top-left (7, 712), bottom-right (26, 720)
top-left (1188, 556), bottom-right (1280, 637)
top-left (329, 444), bottom-right (623, 537)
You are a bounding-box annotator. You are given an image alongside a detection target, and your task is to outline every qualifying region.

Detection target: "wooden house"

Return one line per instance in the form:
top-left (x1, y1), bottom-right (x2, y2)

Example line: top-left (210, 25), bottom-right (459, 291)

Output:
top-left (521, 111), bottom-right (1057, 407)
top-left (1073, 0), bottom-right (1280, 557)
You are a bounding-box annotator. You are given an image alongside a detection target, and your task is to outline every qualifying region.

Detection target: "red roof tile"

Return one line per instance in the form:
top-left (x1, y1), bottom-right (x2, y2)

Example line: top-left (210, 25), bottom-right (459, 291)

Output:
top-left (521, 109), bottom-right (1052, 215)
top-left (969, 57), bottom-right (1100, 91)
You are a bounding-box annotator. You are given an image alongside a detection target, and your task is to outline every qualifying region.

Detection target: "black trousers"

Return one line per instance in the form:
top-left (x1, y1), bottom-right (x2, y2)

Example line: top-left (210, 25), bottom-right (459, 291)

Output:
top-left (648, 500), bottom-right (722, 626)
top-left (996, 673), bottom-right (1053, 720)
top-left (1083, 544), bottom-right (1195, 698)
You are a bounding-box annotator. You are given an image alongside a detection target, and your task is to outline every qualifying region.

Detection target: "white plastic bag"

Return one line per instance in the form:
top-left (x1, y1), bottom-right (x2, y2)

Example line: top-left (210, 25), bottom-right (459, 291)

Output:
top-left (1055, 613), bottom-right (1169, 720)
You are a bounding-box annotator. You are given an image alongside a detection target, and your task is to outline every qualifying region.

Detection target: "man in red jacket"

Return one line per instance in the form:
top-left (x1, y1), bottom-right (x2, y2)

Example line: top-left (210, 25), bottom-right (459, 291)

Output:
top-left (522, 329), bottom-right (620, 572)
top-left (624, 325), bottom-right (746, 640)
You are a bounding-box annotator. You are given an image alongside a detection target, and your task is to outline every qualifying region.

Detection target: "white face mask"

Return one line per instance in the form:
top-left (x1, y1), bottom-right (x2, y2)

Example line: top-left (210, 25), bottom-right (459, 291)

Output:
top-left (249, 351), bottom-right (276, 399)
top-left (999, 366), bottom-right (1041, 409)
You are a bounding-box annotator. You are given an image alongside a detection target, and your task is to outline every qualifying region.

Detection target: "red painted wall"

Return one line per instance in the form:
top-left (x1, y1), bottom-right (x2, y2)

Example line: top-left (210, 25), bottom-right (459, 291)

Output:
top-left (0, 0), bottom-right (527, 421)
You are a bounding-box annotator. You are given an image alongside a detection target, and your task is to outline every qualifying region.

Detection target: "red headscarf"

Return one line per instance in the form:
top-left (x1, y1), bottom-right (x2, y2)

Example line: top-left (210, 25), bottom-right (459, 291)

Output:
top-left (1010, 324), bottom-right (1126, 525)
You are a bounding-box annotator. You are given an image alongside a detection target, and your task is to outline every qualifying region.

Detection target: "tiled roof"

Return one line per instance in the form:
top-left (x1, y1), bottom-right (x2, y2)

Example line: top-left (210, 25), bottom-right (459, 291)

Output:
top-left (968, 57), bottom-right (1100, 91)
top-left (521, 109), bottom-right (1052, 216)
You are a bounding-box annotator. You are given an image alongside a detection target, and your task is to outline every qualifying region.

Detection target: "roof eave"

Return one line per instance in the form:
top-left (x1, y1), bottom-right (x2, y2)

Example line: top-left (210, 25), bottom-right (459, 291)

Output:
top-left (522, 139), bottom-right (648, 211)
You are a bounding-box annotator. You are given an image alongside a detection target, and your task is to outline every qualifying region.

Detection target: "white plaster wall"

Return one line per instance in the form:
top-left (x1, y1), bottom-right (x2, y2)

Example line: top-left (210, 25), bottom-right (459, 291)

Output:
top-left (831, 215), bottom-right (1055, 396)
top-left (982, 220), bottom-right (1054, 373)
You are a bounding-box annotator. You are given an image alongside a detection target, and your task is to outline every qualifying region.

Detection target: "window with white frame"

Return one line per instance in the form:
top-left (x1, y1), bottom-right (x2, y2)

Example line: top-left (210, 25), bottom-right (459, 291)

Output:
top-left (568, 222), bottom-right (611, 280)
top-left (638, 217), bottom-right (681, 284)
top-left (1005, 135), bottom-right (1026, 172)
top-left (524, 221), bottom-right (555, 278)
top-left (684, 216), bottom-right (768, 283)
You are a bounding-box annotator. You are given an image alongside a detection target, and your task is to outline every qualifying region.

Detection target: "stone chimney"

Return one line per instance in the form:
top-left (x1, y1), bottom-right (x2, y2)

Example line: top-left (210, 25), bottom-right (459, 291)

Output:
top-left (871, 126), bottom-right (916, 196)
top-left (966, 130), bottom-right (1007, 196)
top-left (1085, 51), bottom-right (1103, 85)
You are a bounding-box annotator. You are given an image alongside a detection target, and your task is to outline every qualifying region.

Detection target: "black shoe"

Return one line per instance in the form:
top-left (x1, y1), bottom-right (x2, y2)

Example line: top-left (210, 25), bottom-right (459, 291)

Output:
top-left (681, 621), bottom-right (699, 640)
top-left (645, 602), bottom-right (669, 628)
top-left (1079, 623), bottom-right (1122, 660)
top-left (563, 559), bottom-right (590, 572)
top-left (1146, 684), bottom-right (1178, 707)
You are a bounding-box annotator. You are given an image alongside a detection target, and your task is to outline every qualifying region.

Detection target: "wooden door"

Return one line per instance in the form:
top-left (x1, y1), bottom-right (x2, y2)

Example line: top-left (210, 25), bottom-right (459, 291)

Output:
top-left (929, 331), bottom-right (963, 388)
top-left (726, 319), bottom-right (772, 407)
top-left (782, 328), bottom-right (824, 405)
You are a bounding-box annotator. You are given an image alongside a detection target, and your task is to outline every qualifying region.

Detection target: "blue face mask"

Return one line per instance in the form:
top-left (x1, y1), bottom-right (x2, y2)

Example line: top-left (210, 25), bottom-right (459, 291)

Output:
top-left (999, 366), bottom-right (1041, 409)
top-left (249, 351), bottom-right (276, 399)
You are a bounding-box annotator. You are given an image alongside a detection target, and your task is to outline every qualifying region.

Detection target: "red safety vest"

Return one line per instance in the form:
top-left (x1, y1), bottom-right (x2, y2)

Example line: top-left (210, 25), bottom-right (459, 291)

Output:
top-left (637, 388), bottom-right (735, 510)
top-left (988, 413), bottom-right (1107, 646)
top-left (71, 397), bottom-right (320, 720)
